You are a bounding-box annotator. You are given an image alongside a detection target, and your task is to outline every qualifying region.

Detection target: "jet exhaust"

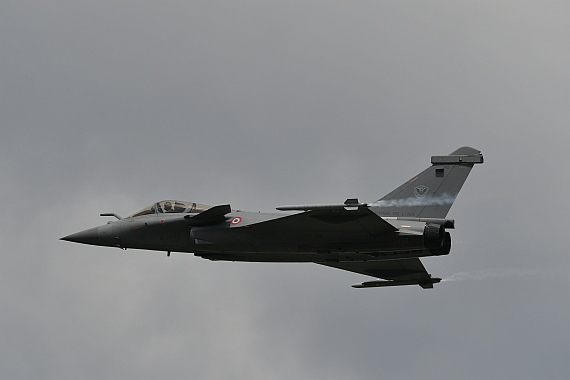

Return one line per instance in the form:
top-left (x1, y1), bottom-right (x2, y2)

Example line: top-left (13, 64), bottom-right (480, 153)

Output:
top-left (371, 193), bottom-right (456, 208)
top-left (442, 268), bottom-right (537, 282)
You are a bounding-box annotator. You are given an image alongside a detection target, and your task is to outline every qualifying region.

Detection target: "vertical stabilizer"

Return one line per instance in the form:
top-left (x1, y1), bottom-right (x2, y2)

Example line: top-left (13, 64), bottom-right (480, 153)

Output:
top-left (372, 147), bottom-right (483, 218)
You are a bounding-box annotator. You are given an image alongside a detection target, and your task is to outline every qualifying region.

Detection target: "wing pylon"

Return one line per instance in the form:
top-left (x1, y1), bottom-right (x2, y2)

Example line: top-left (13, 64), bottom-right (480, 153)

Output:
top-left (321, 257), bottom-right (439, 289)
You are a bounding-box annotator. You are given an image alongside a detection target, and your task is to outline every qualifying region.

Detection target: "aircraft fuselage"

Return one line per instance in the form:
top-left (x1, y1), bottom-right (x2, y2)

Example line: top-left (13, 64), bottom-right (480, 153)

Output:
top-left (65, 209), bottom-right (451, 263)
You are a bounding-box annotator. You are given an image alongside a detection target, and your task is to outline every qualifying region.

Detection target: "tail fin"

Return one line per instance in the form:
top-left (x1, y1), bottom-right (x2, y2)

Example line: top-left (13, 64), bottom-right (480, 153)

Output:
top-left (372, 147), bottom-right (483, 218)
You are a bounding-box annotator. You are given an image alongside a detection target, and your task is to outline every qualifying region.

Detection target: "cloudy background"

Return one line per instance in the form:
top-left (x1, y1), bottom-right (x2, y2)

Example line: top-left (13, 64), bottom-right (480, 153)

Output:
top-left (2, 1), bottom-right (570, 379)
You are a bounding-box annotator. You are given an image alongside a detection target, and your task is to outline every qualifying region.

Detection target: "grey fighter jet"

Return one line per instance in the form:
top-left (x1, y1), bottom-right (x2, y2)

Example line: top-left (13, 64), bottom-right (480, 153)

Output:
top-left (62, 147), bottom-right (483, 289)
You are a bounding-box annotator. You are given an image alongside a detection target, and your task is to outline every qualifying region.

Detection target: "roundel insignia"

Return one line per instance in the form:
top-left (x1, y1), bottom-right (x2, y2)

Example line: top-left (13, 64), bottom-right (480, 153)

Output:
top-left (230, 216), bottom-right (242, 225)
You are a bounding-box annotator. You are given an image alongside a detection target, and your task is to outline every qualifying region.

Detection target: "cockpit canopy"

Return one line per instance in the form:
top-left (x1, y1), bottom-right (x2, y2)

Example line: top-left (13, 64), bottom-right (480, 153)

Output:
top-left (127, 200), bottom-right (212, 218)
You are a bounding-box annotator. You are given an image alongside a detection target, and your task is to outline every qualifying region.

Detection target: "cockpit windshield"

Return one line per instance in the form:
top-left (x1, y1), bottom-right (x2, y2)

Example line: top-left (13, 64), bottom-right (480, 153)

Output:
top-left (127, 200), bottom-right (212, 218)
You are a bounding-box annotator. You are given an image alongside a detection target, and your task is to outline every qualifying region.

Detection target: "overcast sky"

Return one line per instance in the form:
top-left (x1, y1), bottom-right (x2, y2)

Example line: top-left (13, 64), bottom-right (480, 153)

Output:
top-left (2, 1), bottom-right (570, 379)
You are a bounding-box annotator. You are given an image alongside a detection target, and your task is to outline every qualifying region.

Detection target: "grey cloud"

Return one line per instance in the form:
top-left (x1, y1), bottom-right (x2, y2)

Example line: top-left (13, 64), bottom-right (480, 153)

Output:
top-left (2, 1), bottom-right (570, 379)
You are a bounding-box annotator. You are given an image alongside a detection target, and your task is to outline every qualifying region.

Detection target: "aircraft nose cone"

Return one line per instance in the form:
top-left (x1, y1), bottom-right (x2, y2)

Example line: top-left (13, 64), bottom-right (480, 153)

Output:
top-left (60, 227), bottom-right (99, 245)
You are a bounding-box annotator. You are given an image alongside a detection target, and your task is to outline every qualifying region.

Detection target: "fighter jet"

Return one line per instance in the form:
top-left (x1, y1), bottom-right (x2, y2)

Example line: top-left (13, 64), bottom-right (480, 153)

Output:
top-left (61, 147), bottom-right (483, 289)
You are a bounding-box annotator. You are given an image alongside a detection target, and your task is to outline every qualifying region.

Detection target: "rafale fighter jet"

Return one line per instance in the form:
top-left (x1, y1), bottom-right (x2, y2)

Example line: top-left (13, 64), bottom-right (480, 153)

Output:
top-left (61, 147), bottom-right (483, 289)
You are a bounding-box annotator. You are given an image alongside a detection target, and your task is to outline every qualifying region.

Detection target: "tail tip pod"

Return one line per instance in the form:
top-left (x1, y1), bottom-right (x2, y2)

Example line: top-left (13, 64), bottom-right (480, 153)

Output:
top-left (431, 147), bottom-right (484, 165)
